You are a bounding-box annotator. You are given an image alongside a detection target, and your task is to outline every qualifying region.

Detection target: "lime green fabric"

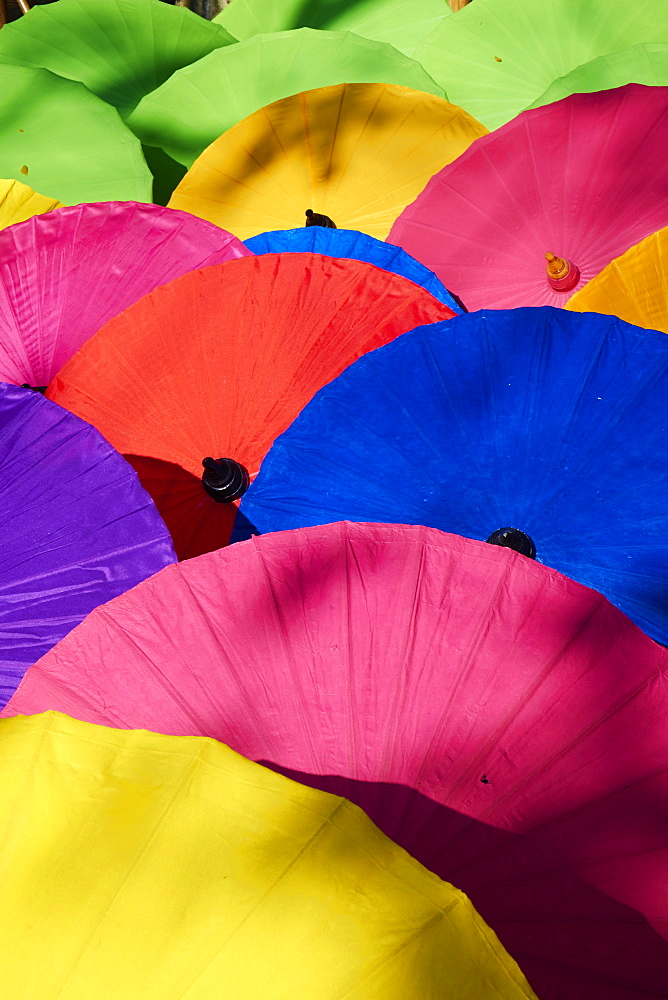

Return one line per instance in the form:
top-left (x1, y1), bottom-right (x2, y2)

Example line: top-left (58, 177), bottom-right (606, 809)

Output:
top-left (0, 66), bottom-right (151, 205)
top-left (214, 0), bottom-right (450, 59)
top-left (414, 0), bottom-right (668, 129)
top-left (129, 28), bottom-right (447, 168)
top-left (0, 0), bottom-right (236, 119)
top-left (530, 44), bottom-right (668, 110)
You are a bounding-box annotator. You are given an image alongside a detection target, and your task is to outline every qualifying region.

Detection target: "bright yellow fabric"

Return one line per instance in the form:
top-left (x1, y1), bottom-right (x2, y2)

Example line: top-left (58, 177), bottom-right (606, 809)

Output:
top-left (567, 227), bottom-right (668, 334)
top-left (168, 82), bottom-right (488, 241)
top-left (0, 712), bottom-right (537, 1000)
top-left (0, 177), bottom-right (62, 231)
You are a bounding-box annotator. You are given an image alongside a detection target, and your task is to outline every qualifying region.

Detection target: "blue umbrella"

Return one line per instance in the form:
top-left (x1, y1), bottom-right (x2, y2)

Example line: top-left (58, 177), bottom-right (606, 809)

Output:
top-left (244, 227), bottom-right (464, 313)
top-left (242, 307), bottom-right (668, 643)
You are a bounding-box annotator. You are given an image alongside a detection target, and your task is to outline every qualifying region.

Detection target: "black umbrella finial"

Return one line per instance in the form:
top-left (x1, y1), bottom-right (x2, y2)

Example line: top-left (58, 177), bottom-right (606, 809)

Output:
top-left (20, 383), bottom-right (47, 394)
top-left (486, 528), bottom-right (536, 560)
top-left (305, 208), bottom-right (336, 229)
top-left (201, 457), bottom-right (250, 503)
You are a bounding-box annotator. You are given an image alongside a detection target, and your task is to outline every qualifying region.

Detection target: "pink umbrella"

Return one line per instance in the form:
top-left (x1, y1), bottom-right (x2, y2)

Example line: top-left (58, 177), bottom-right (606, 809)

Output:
top-left (6, 521), bottom-right (668, 1000)
top-left (390, 84), bottom-right (668, 310)
top-left (0, 200), bottom-right (250, 387)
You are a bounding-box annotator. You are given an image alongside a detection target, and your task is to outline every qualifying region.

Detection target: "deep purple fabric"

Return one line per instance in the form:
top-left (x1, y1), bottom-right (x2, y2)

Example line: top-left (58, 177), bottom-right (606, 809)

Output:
top-left (0, 383), bottom-right (176, 707)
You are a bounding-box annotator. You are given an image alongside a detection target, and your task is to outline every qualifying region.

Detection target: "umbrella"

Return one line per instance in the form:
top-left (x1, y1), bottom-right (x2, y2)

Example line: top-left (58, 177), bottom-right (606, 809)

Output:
top-left (245, 227), bottom-right (463, 311)
top-left (389, 85), bottom-right (668, 310)
top-left (0, 383), bottom-right (175, 708)
top-left (0, 177), bottom-right (61, 232)
top-left (413, 0), bottom-right (668, 129)
top-left (0, 65), bottom-right (151, 204)
top-left (0, 0), bottom-right (235, 119)
top-left (0, 201), bottom-right (250, 387)
top-left (0, 711), bottom-right (537, 1000)
top-left (168, 82), bottom-right (487, 241)
top-left (47, 253), bottom-right (455, 558)
top-left (214, 0), bottom-right (450, 59)
top-left (242, 307), bottom-right (668, 644)
top-left (8, 522), bottom-right (668, 999)
top-left (128, 28), bottom-right (447, 169)
top-left (567, 227), bottom-right (668, 335)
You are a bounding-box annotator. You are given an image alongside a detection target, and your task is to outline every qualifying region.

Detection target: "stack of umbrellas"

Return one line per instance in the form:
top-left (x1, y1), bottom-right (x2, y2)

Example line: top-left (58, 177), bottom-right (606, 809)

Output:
top-left (0, 1), bottom-right (667, 997)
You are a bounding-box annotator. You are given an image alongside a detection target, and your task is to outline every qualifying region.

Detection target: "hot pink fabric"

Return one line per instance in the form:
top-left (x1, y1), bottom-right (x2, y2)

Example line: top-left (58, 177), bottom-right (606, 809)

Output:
top-left (6, 522), bottom-right (668, 999)
top-left (0, 201), bottom-right (250, 386)
top-left (390, 84), bottom-right (668, 310)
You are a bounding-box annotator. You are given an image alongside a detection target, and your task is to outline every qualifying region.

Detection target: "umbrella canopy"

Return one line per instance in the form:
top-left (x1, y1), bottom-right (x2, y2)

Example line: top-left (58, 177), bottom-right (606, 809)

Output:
top-left (389, 85), bottom-right (668, 310)
top-left (8, 522), bottom-right (668, 999)
top-left (0, 383), bottom-right (175, 709)
top-left (0, 711), bottom-right (537, 1000)
top-left (128, 28), bottom-right (446, 168)
top-left (245, 227), bottom-right (462, 311)
top-left (567, 227), bottom-right (668, 335)
top-left (0, 65), bottom-right (151, 204)
top-left (0, 0), bottom-right (236, 120)
top-left (0, 201), bottom-right (250, 387)
top-left (214, 0), bottom-right (450, 58)
top-left (242, 308), bottom-right (668, 644)
top-left (47, 253), bottom-right (454, 558)
top-left (168, 82), bottom-right (487, 241)
top-left (413, 0), bottom-right (668, 129)
top-left (0, 177), bottom-right (61, 232)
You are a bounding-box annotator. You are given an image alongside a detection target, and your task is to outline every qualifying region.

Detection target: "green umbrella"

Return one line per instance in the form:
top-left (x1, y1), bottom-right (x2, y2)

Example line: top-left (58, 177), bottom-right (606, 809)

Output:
top-left (0, 66), bottom-right (151, 205)
top-left (0, 0), bottom-right (236, 119)
top-left (414, 0), bottom-right (668, 130)
top-left (214, 0), bottom-right (451, 59)
top-left (529, 43), bottom-right (668, 111)
top-left (129, 28), bottom-right (447, 168)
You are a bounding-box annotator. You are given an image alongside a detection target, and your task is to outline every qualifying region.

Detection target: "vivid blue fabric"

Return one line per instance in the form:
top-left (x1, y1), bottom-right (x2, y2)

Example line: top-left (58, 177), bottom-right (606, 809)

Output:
top-left (242, 307), bottom-right (668, 644)
top-left (244, 228), bottom-right (463, 313)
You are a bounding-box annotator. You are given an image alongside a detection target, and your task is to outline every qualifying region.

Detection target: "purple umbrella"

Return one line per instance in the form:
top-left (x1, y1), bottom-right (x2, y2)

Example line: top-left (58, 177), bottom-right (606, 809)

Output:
top-left (0, 382), bottom-right (176, 707)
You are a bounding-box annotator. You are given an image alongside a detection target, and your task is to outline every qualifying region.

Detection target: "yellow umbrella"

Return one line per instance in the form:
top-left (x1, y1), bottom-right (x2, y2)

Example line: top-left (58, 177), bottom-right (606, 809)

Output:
top-left (567, 227), bottom-right (668, 334)
top-left (168, 82), bottom-right (487, 240)
top-left (0, 177), bottom-right (62, 231)
top-left (0, 712), bottom-right (537, 1000)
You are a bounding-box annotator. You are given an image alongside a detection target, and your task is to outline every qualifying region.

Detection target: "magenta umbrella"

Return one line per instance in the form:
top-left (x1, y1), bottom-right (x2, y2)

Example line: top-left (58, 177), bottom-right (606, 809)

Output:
top-left (7, 521), bottom-right (668, 1000)
top-left (390, 84), bottom-right (668, 310)
top-left (0, 201), bottom-right (250, 387)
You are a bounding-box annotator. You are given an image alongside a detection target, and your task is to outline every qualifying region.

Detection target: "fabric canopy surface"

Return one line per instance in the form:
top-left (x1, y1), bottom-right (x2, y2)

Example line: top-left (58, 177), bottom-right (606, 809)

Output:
top-left (390, 85), bottom-right (668, 310)
top-left (0, 383), bottom-right (175, 709)
top-left (0, 178), bottom-right (61, 232)
top-left (567, 227), bottom-right (668, 335)
top-left (168, 83), bottom-right (487, 241)
top-left (245, 227), bottom-right (462, 311)
top-left (0, 201), bottom-right (250, 387)
top-left (10, 522), bottom-right (668, 999)
top-left (413, 0), bottom-right (668, 129)
top-left (0, 711), bottom-right (537, 1000)
top-left (242, 308), bottom-right (668, 644)
top-left (0, 0), bottom-right (235, 119)
top-left (0, 65), bottom-right (151, 205)
top-left (129, 28), bottom-right (446, 168)
top-left (47, 253), bottom-right (454, 557)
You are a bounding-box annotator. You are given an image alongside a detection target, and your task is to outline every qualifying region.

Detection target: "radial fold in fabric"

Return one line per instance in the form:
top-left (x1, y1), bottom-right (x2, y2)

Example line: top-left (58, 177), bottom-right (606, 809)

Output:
top-left (567, 227), bottom-right (668, 335)
top-left (0, 0), bottom-right (236, 120)
top-left (0, 383), bottom-right (175, 710)
top-left (9, 523), bottom-right (668, 1000)
top-left (0, 201), bottom-right (250, 387)
top-left (214, 0), bottom-right (451, 59)
top-left (47, 253), bottom-right (454, 558)
top-left (0, 178), bottom-right (62, 232)
top-left (0, 65), bottom-right (151, 205)
top-left (242, 308), bottom-right (668, 644)
top-left (414, 0), bottom-right (668, 129)
top-left (128, 28), bottom-right (447, 168)
top-left (389, 85), bottom-right (668, 310)
top-left (0, 711), bottom-right (537, 1000)
top-left (168, 82), bottom-right (488, 241)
